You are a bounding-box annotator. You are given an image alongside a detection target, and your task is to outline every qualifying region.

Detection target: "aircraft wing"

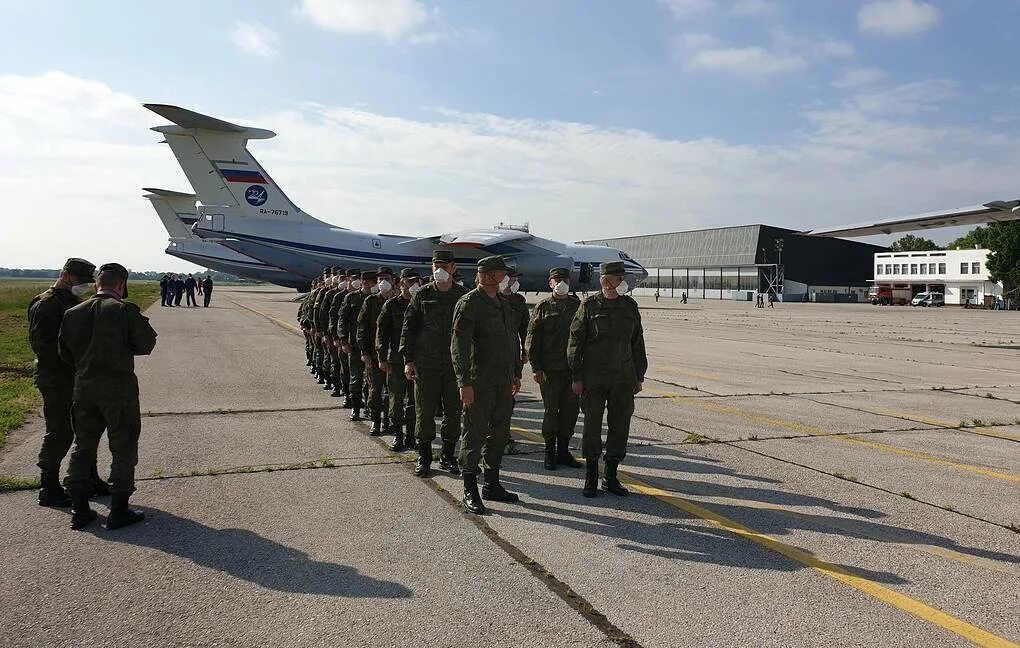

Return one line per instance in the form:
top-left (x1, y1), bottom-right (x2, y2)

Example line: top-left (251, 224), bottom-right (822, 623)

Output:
top-left (805, 200), bottom-right (1020, 238)
top-left (400, 228), bottom-right (534, 249)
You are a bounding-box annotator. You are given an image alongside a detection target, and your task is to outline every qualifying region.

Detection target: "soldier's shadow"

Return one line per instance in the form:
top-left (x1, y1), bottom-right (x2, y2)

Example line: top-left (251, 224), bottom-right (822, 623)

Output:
top-left (99, 509), bottom-right (412, 599)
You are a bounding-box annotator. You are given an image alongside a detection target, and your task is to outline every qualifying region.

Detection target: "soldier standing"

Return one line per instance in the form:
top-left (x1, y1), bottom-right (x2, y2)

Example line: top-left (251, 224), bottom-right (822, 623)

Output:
top-left (315, 269), bottom-right (341, 393)
top-left (310, 268), bottom-right (331, 383)
top-left (567, 261), bottom-right (647, 498)
top-left (400, 250), bottom-right (468, 477)
top-left (340, 270), bottom-right (375, 421)
top-left (377, 269), bottom-right (419, 451)
top-left (322, 268), bottom-right (346, 397)
top-left (357, 267), bottom-right (395, 435)
top-left (59, 263), bottom-right (158, 530)
top-left (299, 278), bottom-right (320, 369)
top-left (28, 258), bottom-right (107, 507)
top-left (452, 255), bottom-right (523, 514)
top-left (526, 267), bottom-right (582, 470)
top-left (500, 269), bottom-right (529, 456)
top-left (330, 270), bottom-right (358, 403)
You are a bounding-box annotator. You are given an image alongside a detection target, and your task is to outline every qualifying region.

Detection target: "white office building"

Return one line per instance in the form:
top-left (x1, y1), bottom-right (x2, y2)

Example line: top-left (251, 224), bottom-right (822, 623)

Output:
top-left (872, 248), bottom-right (1003, 306)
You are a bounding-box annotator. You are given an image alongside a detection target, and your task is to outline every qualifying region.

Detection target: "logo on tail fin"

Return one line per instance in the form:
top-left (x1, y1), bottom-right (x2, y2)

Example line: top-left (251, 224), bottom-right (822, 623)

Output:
top-left (245, 185), bottom-right (268, 206)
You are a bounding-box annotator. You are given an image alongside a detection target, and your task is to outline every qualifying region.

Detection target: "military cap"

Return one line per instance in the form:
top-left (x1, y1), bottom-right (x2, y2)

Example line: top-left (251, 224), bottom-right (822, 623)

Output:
top-left (63, 258), bottom-right (96, 281)
top-left (360, 270), bottom-right (378, 280)
top-left (549, 267), bottom-right (570, 280)
top-left (507, 267), bottom-right (521, 277)
top-left (332, 267), bottom-right (345, 275)
top-left (600, 261), bottom-right (627, 276)
top-left (477, 255), bottom-right (509, 273)
top-left (346, 268), bottom-right (361, 276)
top-left (321, 267), bottom-right (331, 275)
top-left (399, 268), bottom-right (419, 279)
top-left (376, 266), bottom-right (395, 277)
top-left (432, 249), bottom-right (456, 263)
top-left (97, 262), bottom-right (129, 282)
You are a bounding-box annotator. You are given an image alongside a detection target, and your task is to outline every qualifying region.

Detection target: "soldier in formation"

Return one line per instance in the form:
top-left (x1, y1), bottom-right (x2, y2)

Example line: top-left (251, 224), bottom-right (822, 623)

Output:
top-left (296, 255), bottom-right (647, 510)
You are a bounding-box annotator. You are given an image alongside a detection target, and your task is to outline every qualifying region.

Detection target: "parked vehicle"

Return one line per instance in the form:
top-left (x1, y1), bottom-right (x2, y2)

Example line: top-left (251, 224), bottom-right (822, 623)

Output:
top-left (869, 285), bottom-right (911, 305)
top-left (911, 292), bottom-right (944, 307)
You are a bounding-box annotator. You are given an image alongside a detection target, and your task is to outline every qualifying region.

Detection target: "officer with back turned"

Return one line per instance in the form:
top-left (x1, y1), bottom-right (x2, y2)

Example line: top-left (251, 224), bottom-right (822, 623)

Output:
top-left (451, 255), bottom-right (523, 514)
top-left (59, 263), bottom-right (157, 530)
top-left (400, 250), bottom-right (468, 477)
top-left (28, 257), bottom-right (108, 507)
top-left (567, 261), bottom-right (647, 498)
top-left (526, 267), bottom-right (582, 470)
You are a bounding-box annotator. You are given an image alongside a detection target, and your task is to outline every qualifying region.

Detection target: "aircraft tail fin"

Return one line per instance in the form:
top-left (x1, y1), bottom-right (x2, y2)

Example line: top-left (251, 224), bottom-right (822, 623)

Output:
top-left (145, 104), bottom-right (323, 225)
top-left (144, 188), bottom-right (199, 239)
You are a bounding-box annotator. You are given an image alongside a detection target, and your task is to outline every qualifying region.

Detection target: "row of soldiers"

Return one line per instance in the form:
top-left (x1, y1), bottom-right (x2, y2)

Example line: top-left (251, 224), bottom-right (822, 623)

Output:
top-left (298, 250), bottom-right (648, 513)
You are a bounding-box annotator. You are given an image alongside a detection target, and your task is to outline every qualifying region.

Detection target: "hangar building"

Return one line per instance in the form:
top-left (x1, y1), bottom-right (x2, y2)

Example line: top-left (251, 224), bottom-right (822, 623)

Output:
top-left (579, 224), bottom-right (885, 302)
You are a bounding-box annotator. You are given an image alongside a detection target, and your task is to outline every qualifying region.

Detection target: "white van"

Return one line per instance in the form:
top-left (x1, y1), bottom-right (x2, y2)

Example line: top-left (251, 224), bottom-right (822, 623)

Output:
top-left (911, 292), bottom-right (944, 307)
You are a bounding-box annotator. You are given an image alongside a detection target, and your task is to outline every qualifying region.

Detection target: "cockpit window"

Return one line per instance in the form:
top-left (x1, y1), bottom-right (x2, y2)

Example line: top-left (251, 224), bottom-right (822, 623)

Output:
top-left (619, 252), bottom-right (632, 261)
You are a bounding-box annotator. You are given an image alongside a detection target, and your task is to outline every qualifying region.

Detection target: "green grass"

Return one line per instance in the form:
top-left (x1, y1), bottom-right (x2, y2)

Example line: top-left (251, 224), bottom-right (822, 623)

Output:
top-left (0, 279), bottom-right (160, 453)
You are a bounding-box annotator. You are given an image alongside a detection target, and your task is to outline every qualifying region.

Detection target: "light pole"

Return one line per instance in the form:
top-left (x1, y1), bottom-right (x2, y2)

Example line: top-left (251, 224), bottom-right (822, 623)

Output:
top-left (775, 239), bottom-right (784, 266)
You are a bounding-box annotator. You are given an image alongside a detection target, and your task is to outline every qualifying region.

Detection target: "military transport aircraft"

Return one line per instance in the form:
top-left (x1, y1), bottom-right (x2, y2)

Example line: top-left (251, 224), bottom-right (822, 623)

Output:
top-left (146, 187), bottom-right (310, 290)
top-left (143, 104), bottom-right (647, 293)
top-left (805, 201), bottom-right (1020, 238)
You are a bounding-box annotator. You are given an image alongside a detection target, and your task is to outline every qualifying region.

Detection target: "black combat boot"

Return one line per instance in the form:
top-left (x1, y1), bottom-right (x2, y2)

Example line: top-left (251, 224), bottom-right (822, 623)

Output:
top-left (38, 472), bottom-right (71, 508)
top-left (462, 473), bottom-right (487, 515)
top-left (390, 427), bottom-right (405, 452)
top-left (370, 411), bottom-right (383, 436)
top-left (582, 458), bottom-right (599, 498)
top-left (89, 466), bottom-right (111, 497)
top-left (556, 442), bottom-right (582, 468)
top-left (481, 469), bottom-right (519, 503)
top-left (350, 401), bottom-right (362, 422)
top-left (106, 493), bottom-right (145, 530)
top-left (602, 460), bottom-right (629, 496)
top-left (306, 358), bottom-right (312, 367)
top-left (438, 441), bottom-right (460, 475)
top-left (316, 373), bottom-right (326, 385)
top-left (413, 440), bottom-right (432, 477)
top-left (341, 395), bottom-right (353, 409)
top-left (69, 495), bottom-right (97, 530)
top-left (323, 378), bottom-right (333, 391)
top-left (544, 439), bottom-right (557, 471)
top-left (330, 383), bottom-right (344, 397)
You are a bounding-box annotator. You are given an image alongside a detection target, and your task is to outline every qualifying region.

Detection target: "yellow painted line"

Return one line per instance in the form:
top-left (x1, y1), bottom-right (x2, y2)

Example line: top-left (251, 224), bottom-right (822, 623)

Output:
top-left (510, 425), bottom-right (1019, 647)
top-left (231, 300), bottom-right (304, 336)
top-left (646, 388), bottom-right (1020, 485)
top-left (867, 407), bottom-right (1020, 444)
top-left (619, 473), bottom-right (1020, 648)
top-left (509, 427), bottom-right (1020, 577)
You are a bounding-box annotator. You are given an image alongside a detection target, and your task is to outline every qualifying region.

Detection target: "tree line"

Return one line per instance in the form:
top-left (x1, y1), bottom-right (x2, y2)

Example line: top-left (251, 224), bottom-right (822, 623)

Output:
top-left (0, 269), bottom-right (247, 282)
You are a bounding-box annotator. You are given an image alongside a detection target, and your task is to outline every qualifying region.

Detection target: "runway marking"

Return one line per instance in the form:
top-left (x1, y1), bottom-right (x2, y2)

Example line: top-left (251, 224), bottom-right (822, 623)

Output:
top-left (864, 407), bottom-right (1020, 444)
top-left (230, 300), bottom-right (304, 335)
top-left (509, 425), bottom-right (1020, 647)
top-left (645, 388), bottom-right (1020, 485)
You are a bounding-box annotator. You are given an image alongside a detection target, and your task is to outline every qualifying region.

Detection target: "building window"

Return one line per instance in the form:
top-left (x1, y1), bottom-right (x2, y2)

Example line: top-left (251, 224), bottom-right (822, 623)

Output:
top-left (938, 263), bottom-right (945, 274)
top-left (910, 264), bottom-right (917, 275)
top-left (876, 265), bottom-right (882, 276)
top-left (960, 262), bottom-right (968, 274)
top-left (928, 263), bottom-right (936, 274)
top-left (972, 262), bottom-right (980, 274)
top-left (892, 264), bottom-right (899, 274)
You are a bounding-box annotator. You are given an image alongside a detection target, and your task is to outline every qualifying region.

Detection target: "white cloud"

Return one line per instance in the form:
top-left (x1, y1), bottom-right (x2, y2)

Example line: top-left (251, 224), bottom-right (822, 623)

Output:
top-left (675, 32), bottom-right (852, 78)
top-left (858, 0), bottom-right (940, 37)
top-left (2, 72), bottom-right (1017, 271)
top-left (658, 0), bottom-right (716, 18)
top-left (832, 67), bottom-right (888, 89)
top-left (688, 47), bottom-right (806, 75)
top-left (731, 0), bottom-right (776, 16)
top-left (297, 0), bottom-right (429, 42)
top-left (231, 22), bottom-right (279, 58)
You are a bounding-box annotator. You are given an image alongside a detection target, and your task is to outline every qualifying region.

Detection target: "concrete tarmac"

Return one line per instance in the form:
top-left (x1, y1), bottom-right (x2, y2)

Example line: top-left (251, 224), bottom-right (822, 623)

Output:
top-left (1, 287), bottom-right (1017, 648)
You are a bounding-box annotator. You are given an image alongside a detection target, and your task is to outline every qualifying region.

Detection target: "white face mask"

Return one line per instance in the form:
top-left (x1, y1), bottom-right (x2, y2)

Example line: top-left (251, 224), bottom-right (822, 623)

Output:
top-left (615, 279), bottom-right (629, 295)
top-left (370, 283), bottom-right (380, 294)
top-left (71, 283), bottom-right (90, 297)
top-left (433, 268), bottom-right (451, 283)
top-left (510, 280), bottom-right (520, 294)
top-left (338, 280), bottom-right (348, 291)
top-left (377, 280), bottom-right (392, 294)
top-left (408, 283), bottom-right (422, 297)
top-left (351, 279), bottom-right (363, 290)
top-left (498, 275), bottom-right (510, 291)
top-left (455, 280), bottom-right (464, 287)
top-left (553, 281), bottom-right (569, 296)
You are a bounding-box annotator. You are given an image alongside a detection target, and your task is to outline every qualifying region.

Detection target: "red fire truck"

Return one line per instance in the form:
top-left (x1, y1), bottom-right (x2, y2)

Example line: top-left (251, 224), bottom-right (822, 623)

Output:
top-left (868, 285), bottom-right (912, 305)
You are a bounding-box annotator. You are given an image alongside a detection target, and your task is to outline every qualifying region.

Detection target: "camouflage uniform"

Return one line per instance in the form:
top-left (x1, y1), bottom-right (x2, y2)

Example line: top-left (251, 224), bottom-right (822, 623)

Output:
top-left (339, 272), bottom-right (372, 420)
top-left (357, 290), bottom-right (388, 434)
top-left (377, 280), bottom-right (414, 449)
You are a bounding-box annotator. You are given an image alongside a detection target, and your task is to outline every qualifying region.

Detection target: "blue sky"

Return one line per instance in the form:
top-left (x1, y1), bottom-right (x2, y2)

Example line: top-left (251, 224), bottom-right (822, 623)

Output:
top-left (2, 0), bottom-right (1019, 270)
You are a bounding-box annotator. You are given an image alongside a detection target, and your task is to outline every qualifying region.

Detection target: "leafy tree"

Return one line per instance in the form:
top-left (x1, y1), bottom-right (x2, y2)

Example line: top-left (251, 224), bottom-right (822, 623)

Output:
top-left (888, 234), bottom-right (939, 252)
top-left (984, 222), bottom-right (1020, 296)
top-left (945, 226), bottom-right (990, 251)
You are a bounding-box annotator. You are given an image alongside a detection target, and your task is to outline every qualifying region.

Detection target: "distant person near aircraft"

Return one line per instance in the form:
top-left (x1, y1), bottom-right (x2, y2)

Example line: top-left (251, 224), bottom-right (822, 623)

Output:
top-left (202, 275), bottom-right (213, 307)
top-left (184, 274), bottom-right (197, 307)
